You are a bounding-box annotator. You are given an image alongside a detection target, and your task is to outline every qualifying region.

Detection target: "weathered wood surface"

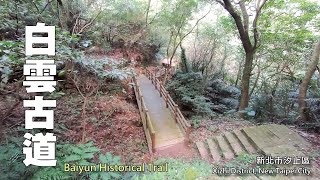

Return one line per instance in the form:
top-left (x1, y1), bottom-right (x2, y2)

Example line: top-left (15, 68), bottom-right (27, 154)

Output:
top-left (145, 69), bottom-right (191, 141)
top-left (136, 75), bottom-right (185, 150)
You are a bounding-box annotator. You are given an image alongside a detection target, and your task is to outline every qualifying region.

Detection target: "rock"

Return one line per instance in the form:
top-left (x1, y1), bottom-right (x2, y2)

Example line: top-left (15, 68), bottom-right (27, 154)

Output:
top-left (219, 98), bottom-right (239, 109)
top-left (288, 90), bottom-right (312, 99)
top-left (305, 98), bottom-right (320, 107)
top-left (212, 104), bottom-right (228, 113)
top-left (205, 78), bottom-right (240, 112)
top-left (288, 91), bottom-right (299, 98)
top-left (208, 79), bottom-right (240, 97)
top-left (206, 87), bottom-right (214, 92)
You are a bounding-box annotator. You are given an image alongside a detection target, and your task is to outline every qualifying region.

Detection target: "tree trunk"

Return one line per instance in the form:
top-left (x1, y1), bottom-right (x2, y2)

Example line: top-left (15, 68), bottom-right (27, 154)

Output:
top-left (239, 51), bottom-right (254, 117)
top-left (298, 40), bottom-right (320, 121)
top-left (249, 64), bottom-right (260, 97)
top-left (234, 59), bottom-right (243, 87)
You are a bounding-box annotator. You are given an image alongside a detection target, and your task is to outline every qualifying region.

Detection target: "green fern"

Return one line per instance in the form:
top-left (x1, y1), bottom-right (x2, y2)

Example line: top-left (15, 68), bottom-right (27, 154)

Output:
top-left (31, 142), bottom-right (101, 180)
top-left (0, 140), bottom-right (39, 180)
top-left (89, 152), bottom-right (122, 180)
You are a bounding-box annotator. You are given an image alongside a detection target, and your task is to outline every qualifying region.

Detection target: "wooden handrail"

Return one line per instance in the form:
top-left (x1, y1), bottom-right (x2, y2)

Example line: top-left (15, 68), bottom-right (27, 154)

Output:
top-left (132, 74), bottom-right (156, 153)
top-left (144, 69), bottom-right (191, 143)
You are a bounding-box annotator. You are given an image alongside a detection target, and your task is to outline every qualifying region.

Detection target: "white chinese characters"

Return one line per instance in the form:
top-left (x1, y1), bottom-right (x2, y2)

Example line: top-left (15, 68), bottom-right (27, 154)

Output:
top-left (23, 23), bottom-right (57, 167)
top-left (24, 96), bottom-right (56, 129)
top-left (23, 133), bottom-right (57, 166)
top-left (23, 60), bottom-right (56, 93)
top-left (25, 23), bottom-right (55, 56)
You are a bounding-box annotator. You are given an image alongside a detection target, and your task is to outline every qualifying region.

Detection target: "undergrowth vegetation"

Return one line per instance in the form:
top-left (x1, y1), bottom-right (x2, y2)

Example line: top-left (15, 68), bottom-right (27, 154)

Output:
top-left (0, 140), bottom-right (121, 180)
top-left (166, 72), bottom-right (215, 127)
top-left (132, 158), bottom-right (213, 180)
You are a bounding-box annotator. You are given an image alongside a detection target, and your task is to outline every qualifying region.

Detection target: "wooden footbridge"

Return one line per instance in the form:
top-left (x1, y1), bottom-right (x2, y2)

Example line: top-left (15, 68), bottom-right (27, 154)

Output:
top-left (132, 69), bottom-right (191, 153)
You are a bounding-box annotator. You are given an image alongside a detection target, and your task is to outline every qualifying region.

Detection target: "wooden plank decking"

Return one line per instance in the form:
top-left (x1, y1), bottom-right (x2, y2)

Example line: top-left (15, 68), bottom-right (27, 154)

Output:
top-left (136, 75), bottom-right (185, 150)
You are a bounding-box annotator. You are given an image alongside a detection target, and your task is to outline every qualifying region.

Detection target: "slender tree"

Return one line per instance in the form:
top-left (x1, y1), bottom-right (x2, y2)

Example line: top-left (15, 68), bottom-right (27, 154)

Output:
top-left (298, 39), bottom-right (320, 121)
top-left (215, 0), bottom-right (268, 117)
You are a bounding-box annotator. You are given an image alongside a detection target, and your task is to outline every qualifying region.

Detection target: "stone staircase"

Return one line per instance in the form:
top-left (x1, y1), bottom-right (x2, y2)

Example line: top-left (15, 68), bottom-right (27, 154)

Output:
top-left (196, 124), bottom-right (310, 163)
top-left (196, 128), bottom-right (257, 163)
top-left (196, 124), bottom-right (315, 179)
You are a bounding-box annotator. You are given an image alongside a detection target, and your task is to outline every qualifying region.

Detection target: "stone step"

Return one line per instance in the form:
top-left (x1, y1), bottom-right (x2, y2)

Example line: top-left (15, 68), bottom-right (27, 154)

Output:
top-left (216, 135), bottom-right (234, 160)
top-left (242, 124), bottom-right (310, 157)
top-left (207, 139), bottom-right (222, 162)
top-left (224, 131), bottom-right (245, 156)
top-left (234, 129), bottom-right (256, 154)
top-left (196, 141), bottom-right (210, 160)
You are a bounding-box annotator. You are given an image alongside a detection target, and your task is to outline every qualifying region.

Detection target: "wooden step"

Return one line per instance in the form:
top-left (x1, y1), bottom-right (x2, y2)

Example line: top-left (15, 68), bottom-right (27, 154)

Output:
top-left (207, 139), bottom-right (221, 162)
top-left (196, 141), bottom-right (210, 160)
top-left (215, 135), bottom-right (234, 160)
top-left (234, 129), bottom-right (256, 154)
top-left (224, 131), bottom-right (245, 156)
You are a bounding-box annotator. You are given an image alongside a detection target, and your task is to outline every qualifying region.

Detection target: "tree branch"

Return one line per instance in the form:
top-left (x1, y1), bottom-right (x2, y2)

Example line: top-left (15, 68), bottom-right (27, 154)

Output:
top-left (169, 7), bottom-right (211, 65)
top-left (78, 11), bottom-right (101, 34)
top-left (253, 0), bottom-right (268, 49)
top-left (221, 0), bottom-right (252, 52)
top-left (239, 0), bottom-right (249, 33)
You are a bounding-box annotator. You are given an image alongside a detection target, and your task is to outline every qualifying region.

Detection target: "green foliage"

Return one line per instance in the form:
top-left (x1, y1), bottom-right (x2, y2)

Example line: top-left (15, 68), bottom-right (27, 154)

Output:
top-left (0, 139), bottom-right (122, 180)
top-left (47, 91), bottom-right (66, 99)
top-left (190, 115), bottom-right (202, 128)
top-left (222, 153), bottom-right (257, 170)
top-left (76, 57), bottom-right (134, 81)
top-left (31, 141), bottom-right (100, 180)
top-left (55, 28), bottom-right (83, 62)
top-left (0, 41), bottom-right (24, 64)
top-left (91, 0), bottom-right (147, 45)
top-left (182, 95), bottom-right (214, 116)
top-left (134, 158), bottom-right (212, 180)
top-left (89, 153), bottom-right (122, 180)
top-left (31, 142), bottom-right (122, 180)
top-left (180, 46), bottom-right (190, 73)
top-left (0, 41), bottom-right (24, 84)
top-left (0, 140), bottom-right (39, 180)
top-left (167, 72), bottom-right (214, 117)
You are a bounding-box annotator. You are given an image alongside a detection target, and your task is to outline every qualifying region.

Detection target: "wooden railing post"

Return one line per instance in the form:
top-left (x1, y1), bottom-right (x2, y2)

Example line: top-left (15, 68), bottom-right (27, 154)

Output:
top-left (145, 109), bottom-right (148, 124)
top-left (137, 85), bottom-right (140, 100)
top-left (159, 83), bottom-right (162, 97)
top-left (174, 104), bottom-right (178, 122)
top-left (151, 132), bottom-right (155, 152)
top-left (140, 95), bottom-right (143, 112)
top-left (185, 127), bottom-right (191, 143)
top-left (165, 92), bottom-right (168, 108)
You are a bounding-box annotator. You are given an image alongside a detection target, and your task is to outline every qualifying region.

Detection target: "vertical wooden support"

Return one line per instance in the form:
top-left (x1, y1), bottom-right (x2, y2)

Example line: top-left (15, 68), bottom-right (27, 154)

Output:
top-left (145, 109), bottom-right (148, 124)
top-left (140, 95), bottom-right (143, 113)
top-left (151, 132), bottom-right (155, 152)
top-left (137, 85), bottom-right (140, 100)
top-left (174, 104), bottom-right (178, 122)
top-left (165, 92), bottom-right (168, 108)
top-left (159, 83), bottom-right (162, 97)
top-left (185, 127), bottom-right (191, 143)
